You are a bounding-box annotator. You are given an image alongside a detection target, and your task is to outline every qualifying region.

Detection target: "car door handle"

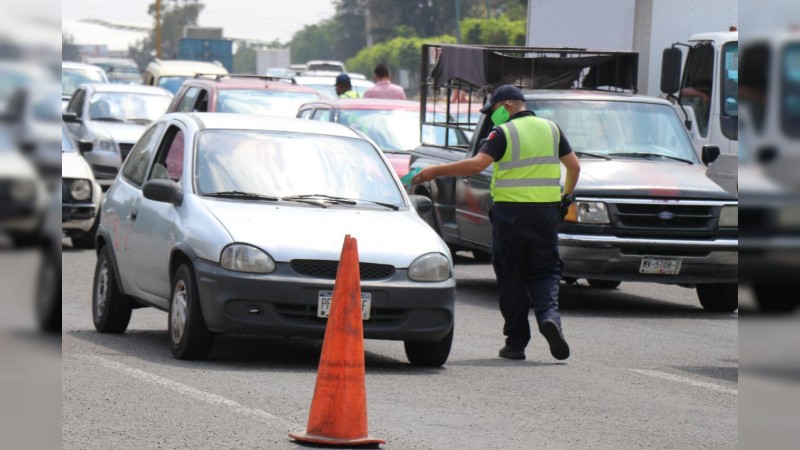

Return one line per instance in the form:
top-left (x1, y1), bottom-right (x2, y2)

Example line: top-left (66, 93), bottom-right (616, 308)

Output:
top-left (129, 208), bottom-right (138, 221)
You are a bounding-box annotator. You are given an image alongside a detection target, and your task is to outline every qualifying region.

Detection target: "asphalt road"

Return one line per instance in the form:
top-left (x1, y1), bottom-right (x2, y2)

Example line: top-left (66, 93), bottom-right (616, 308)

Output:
top-left (62, 243), bottom-right (738, 449)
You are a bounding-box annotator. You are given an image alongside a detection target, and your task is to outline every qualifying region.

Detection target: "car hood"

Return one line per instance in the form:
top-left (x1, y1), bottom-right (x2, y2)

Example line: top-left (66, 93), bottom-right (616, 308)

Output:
top-left (574, 160), bottom-right (737, 200)
top-left (200, 199), bottom-right (446, 267)
top-left (62, 152), bottom-right (94, 179)
top-left (0, 152), bottom-right (37, 177)
top-left (88, 121), bottom-right (147, 144)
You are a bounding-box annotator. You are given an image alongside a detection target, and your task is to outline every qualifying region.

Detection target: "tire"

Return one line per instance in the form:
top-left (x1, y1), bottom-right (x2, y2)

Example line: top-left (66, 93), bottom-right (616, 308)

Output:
top-left (696, 283), bottom-right (738, 312)
top-left (36, 251), bottom-right (61, 332)
top-left (587, 279), bottom-right (621, 289)
top-left (71, 214), bottom-right (99, 249)
top-left (404, 326), bottom-right (453, 367)
top-left (752, 284), bottom-right (800, 312)
top-left (10, 232), bottom-right (40, 248)
top-left (169, 264), bottom-right (214, 360)
top-left (92, 245), bottom-right (133, 333)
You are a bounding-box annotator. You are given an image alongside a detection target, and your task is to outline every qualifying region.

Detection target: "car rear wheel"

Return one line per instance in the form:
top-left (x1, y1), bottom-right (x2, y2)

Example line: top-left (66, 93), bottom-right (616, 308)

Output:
top-left (36, 248), bottom-right (61, 332)
top-left (587, 279), bottom-right (621, 289)
top-left (696, 283), bottom-right (738, 312)
top-left (169, 264), bottom-right (214, 360)
top-left (404, 326), bottom-right (453, 367)
top-left (752, 284), bottom-right (800, 312)
top-left (92, 245), bottom-right (132, 333)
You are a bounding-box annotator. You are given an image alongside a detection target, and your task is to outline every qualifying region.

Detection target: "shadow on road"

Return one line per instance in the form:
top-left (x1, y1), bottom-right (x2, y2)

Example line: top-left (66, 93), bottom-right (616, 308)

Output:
top-left (674, 364), bottom-right (739, 383)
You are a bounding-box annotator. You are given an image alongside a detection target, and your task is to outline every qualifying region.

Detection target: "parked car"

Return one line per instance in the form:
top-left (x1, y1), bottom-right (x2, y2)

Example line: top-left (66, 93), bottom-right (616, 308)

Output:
top-left (93, 113), bottom-right (455, 366)
top-left (0, 130), bottom-right (47, 248)
top-left (142, 59), bottom-right (228, 94)
top-left (166, 75), bottom-right (321, 117)
top-left (304, 60), bottom-right (346, 73)
top-left (61, 125), bottom-right (102, 249)
top-left (84, 57), bottom-right (143, 85)
top-left (297, 98), bottom-right (469, 178)
top-left (61, 61), bottom-right (108, 109)
top-left (62, 83), bottom-right (173, 187)
top-left (293, 75), bottom-right (374, 98)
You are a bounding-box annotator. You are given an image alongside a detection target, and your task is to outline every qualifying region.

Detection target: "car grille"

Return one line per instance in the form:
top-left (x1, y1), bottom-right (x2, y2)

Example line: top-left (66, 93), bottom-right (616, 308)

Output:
top-left (273, 303), bottom-right (405, 323)
top-left (610, 203), bottom-right (716, 231)
top-left (118, 143), bottom-right (134, 161)
top-left (290, 259), bottom-right (395, 280)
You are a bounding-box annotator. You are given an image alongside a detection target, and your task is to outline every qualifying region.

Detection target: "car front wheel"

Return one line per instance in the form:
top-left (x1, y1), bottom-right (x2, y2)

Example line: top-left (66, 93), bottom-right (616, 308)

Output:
top-left (169, 264), bottom-right (214, 360)
top-left (696, 283), bottom-right (738, 312)
top-left (404, 326), bottom-right (453, 367)
top-left (92, 245), bottom-right (132, 333)
top-left (752, 284), bottom-right (800, 312)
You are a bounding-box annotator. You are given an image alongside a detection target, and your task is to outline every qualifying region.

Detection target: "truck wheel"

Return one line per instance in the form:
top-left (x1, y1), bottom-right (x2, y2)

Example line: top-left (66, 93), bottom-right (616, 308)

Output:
top-left (696, 283), bottom-right (738, 312)
top-left (752, 284), bottom-right (799, 312)
top-left (169, 264), bottom-right (214, 360)
top-left (587, 279), bottom-right (621, 289)
top-left (404, 326), bottom-right (453, 367)
top-left (92, 245), bottom-right (133, 333)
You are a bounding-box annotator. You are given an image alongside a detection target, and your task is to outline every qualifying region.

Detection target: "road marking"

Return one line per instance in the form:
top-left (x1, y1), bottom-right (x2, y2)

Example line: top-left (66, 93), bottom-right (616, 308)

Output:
top-left (631, 369), bottom-right (738, 396)
top-left (76, 354), bottom-right (301, 429)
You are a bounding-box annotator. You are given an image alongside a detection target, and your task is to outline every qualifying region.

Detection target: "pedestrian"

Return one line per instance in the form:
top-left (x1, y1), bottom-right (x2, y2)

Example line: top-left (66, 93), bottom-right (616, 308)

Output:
top-left (412, 85), bottom-right (580, 361)
top-left (335, 73), bottom-right (361, 99)
top-left (363, 63), bottom-right (406, 100)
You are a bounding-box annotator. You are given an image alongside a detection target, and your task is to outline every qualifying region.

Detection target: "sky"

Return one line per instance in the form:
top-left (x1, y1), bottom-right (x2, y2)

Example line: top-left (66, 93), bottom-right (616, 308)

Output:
top-left (61, 0), bottom-right (337, 43)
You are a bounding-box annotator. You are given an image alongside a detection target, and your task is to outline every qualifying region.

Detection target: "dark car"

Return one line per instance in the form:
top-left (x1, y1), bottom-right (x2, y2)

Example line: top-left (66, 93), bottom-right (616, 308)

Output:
top-left (167, 74), bottom-right (322, 118)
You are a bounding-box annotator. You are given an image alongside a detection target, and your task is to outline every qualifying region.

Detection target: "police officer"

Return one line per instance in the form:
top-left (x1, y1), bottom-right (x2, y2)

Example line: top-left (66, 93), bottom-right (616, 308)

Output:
top-left (335, 73), bottom-right (361, 99)
top-left (412, 85), bottom-right (580, 361)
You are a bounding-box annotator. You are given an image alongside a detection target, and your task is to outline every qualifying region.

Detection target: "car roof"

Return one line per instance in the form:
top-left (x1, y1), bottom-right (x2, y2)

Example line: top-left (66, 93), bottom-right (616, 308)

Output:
top-left (145, 59), bottom-right (228, 76)
top-left (177, 113), bottom-right (362, 138)
top-left (299, 98), bottom-right (420, 111)
top-left (82, 83), bottom-right (172, 96)
top-left (182, 76), bottom-right (321, 94)
top-left (521, 89), bottom-right (672, 105)
top-left (293, 76), bottom-right (374, 87)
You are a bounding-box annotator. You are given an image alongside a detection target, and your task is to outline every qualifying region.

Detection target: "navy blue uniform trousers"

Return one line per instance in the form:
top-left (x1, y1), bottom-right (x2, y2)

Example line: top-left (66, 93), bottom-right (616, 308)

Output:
top-left (490, 203), bottom-right (563, 350)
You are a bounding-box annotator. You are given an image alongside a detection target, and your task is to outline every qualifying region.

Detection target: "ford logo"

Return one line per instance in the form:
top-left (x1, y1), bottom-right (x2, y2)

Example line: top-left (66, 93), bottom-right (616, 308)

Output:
top-left (658, 211), bottom-right (675, 220)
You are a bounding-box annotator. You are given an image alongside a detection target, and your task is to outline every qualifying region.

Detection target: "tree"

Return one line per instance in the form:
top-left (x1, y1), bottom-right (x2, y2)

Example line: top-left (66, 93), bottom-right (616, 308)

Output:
top-left (461, 16), bottom-right (526, 46)
top-left (129, 0), bottom-right (205, 70)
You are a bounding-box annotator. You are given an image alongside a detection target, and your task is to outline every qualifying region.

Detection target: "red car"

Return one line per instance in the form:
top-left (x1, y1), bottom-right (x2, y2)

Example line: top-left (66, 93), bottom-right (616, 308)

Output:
top-left (167, 75), bottom-right (322, 117)
top-left (297, 99), bottom-right (469, 178)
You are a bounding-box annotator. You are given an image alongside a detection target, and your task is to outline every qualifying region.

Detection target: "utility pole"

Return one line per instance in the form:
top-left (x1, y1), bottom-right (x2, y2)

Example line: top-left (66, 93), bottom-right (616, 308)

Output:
top-left (156, 0), bottom-right (162, 59)
top-left (363, 0), bottom-right (373, 47)
top-left (455, 0), bottom-right (462, 43)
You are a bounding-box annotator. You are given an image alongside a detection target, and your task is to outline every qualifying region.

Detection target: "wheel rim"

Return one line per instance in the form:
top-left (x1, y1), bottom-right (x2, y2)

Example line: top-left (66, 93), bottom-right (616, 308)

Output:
top-left (170, 279), bottom-right (188, 345)
top-left (95, 261), bottom-right (109, 320)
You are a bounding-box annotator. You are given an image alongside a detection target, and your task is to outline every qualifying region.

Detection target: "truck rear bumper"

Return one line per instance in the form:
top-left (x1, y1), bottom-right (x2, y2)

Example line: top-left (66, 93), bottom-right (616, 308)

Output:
top-left (559, 234), bottom-right (738, 284)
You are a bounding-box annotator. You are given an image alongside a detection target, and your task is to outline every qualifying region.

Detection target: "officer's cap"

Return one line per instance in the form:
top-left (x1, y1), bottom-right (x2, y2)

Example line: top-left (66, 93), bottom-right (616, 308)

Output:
top-left (480, 85), bottom-right (526, 114)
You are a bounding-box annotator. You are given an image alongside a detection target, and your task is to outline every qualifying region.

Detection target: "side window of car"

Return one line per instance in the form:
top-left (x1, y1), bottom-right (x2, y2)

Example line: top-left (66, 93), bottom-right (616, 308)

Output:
top-left (68, 89), bottom-right (85, 116)
top-left (312, 108), bottom-right (331, 121)
top-left (194, 90), bottom-right (209, 112)
top-left (298, 109), bottom-right (313, 119)
top-left (121, 123), bottom-right (165, 188)
top-left (149, 125), bottom-right (185, 183)
top-left (178, 87), bottom-right (200, 112)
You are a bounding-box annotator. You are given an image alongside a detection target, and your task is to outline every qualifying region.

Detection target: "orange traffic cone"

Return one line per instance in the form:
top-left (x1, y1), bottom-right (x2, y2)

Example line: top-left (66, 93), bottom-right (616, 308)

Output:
top-left (289, 235), bottom-right (385, 447)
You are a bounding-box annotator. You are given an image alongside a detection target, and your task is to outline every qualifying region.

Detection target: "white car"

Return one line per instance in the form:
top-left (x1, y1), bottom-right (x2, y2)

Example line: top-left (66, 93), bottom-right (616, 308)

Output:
top-left (61, 126), bottom-right (102, 249)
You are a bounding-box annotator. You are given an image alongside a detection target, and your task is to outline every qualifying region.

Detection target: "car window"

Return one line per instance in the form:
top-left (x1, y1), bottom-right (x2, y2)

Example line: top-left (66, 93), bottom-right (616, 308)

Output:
top-left (312, 108), bottom-right (331, 121)
top-left (89, 92), bottom-right (171, 123)
top-left (195, 89), bottom-right (209, 112)
top-left (121, 123), bottom-right (165, 187)
top-left (298, 108), bottom-right (313, 119)
top-left (178, 87), bottom-right (200, 112)
top-left (149, 125), bottom-right (185, 182)
top-left (215, 90), bottom-right (320, 116)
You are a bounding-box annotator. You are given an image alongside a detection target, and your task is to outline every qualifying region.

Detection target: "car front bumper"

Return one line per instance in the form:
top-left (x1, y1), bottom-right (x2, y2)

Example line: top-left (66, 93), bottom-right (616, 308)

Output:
top-left (194, 258), bottom-right (456, 342)
top-left (559, 234), bottom-right (738, 284)
top-left (62, 202), bottom-right (97, 234)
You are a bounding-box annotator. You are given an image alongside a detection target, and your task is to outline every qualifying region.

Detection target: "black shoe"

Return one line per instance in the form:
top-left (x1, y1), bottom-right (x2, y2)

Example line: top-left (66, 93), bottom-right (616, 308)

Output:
top-left (540, 320), bottom-right (570, 360)
top-left (498, 345), bottom-right (525, 360)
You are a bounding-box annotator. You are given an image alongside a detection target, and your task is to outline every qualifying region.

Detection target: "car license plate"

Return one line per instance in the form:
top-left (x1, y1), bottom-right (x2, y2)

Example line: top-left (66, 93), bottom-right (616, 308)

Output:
top-left (639, 256), bottom-right (682, 275)
top-left (317, 290), bottom-right (371, 320)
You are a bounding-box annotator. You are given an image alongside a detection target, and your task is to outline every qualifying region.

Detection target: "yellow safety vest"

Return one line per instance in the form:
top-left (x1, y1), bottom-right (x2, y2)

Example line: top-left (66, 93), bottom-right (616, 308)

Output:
top-left (491, 116), bottom-right (562, 203)
top-left (338, 90), bottom-right (361, 99)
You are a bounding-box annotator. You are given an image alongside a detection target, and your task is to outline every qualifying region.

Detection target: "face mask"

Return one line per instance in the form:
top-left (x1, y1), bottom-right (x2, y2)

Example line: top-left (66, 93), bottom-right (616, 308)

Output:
top-left (491, 105), bottom-right (510, 126)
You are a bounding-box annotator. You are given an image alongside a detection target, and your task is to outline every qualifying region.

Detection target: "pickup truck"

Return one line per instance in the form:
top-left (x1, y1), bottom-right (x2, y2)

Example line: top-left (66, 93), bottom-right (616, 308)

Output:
top-left (409, 44), bottom-right (738, 312)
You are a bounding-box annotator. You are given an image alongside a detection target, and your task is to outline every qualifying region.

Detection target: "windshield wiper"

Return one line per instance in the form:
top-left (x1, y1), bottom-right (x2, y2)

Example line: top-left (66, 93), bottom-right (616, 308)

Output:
top-left (607, 152), bottom-right (694, 164)
top-left (127, 118), bottom-right (153, 125)
top-left (574, 151), bottom-right (611, 160)
top-left (203, 191), bottom-right (279, 201)
top-left (282, 194), bottom-right (400, 210)
top-left (92, 117), bottom-right (125, 122)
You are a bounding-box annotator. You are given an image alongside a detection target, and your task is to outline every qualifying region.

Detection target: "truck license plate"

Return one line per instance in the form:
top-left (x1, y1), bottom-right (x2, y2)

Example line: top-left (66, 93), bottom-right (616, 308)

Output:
top-left (639, 256), bottom-right (682, 275)
top-left (317, 290), bottom-right (371, 320)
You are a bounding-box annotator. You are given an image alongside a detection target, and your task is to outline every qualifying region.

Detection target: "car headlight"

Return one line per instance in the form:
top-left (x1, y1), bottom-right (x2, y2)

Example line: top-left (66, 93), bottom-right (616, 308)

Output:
top-left (564, 201), bottom-right (610, 224)
top-left (408, 253), bottom-right (451, 282)
top-left (91, 132), bottom-right (117, 152)
top-left (10, 179), bottom-right (37, 202)
top-left (220, 244), bottom-right (276, 273)
top-left (719, 205), bottom-right (738, 227)
top-left (70, 179), bottom-right (92, 201)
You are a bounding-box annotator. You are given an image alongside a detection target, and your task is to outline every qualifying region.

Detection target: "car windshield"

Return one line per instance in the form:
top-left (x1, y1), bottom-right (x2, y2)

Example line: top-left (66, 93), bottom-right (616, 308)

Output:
top-left (62, 67), bottom-right (106, 96)
top-left (157, 76), bottom-right (193, 94)
top-left (89, 92), bottom-right (172, 123)
top-left (340, 109), bottom-right (469, 151)
top-left (529, 100), bottom-right (697, 162)
top-left (216, 90), bottom-right (320, 117)
top-left (195, 130), bottom-right (405, 207)
top-left (33, 93), bottom-right (63, 122)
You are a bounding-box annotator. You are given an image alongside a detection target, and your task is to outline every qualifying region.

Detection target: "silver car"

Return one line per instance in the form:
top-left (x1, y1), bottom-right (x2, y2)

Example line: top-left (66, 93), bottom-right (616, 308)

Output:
top-left (62, 83), bottom-right (172, 188)
top-left (93, 113), bottom-right (455, 366)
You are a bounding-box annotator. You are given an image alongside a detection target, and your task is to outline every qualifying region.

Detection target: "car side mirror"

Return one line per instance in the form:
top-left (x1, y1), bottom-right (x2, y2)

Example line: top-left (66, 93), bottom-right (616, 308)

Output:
top-left (701, 145), bottom-right (720, 166)
top-left (77, 140), bottom-right (93, 153)
top-left (660, 47), bottom-right (682, 95)
top-left (143, 179), bottom-right (183, 206)
top-left (62, 112), bottom-right (80, 123)
top-left (409, 194), bottom-right (433, 215)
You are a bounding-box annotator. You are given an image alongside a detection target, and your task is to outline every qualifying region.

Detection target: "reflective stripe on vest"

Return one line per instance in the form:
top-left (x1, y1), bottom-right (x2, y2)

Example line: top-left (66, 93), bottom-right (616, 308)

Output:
top-left (491, 116), bottom-right (562, 202)
top-left (339, 90), bottom-right (360, 99)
